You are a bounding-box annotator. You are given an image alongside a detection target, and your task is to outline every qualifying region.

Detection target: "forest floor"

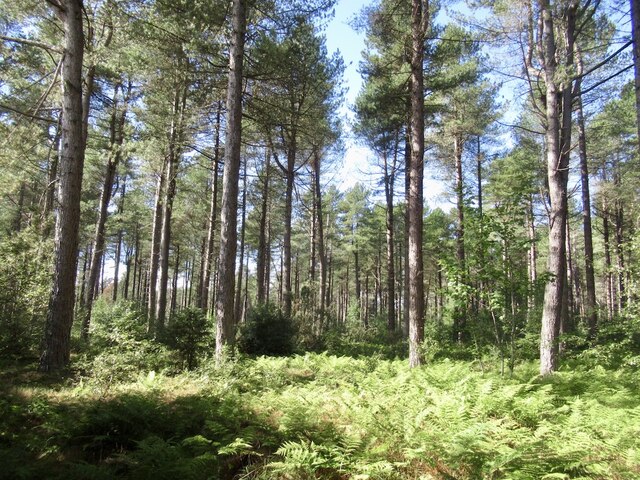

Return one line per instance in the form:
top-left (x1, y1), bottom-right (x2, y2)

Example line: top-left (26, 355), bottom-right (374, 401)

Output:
top-left (1, 353), bottom-right (639, 479)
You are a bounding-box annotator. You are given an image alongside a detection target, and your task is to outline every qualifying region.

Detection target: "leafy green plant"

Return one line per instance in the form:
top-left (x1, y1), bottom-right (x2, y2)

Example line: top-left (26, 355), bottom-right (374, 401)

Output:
top-left (165, 308), bottom-right (211, 370)
top-left (0, 229), bottom-right (52, 357)
top-left (238, 303), bottom-right (296, 356)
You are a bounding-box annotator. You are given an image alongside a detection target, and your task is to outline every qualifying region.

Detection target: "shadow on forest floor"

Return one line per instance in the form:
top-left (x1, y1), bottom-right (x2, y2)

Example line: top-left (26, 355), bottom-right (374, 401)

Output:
top-left (0, 359), bottom-right (283, 480)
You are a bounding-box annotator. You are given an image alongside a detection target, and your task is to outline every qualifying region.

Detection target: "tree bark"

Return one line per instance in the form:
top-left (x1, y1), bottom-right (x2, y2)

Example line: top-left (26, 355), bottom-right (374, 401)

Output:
top-left (575, 71), bottom-right (597, 337)
top-left (256, 148), bottom-right (271, 304)
top-left (614, 191), bottom-right (626, 310)
top-left (40, 0), bottom-right (86, 371)
top-left (538, 0), bottom-right (576, 376)
top-left (527, 197), bottom-right (538, 320)
top-left (147, 159), bottom-right (166, 334)
top-left (170, 244), bottom-right (180, 316)
top-left (453, 134), bottom-right (466, 342)
top-left (403, 133), bottom-right (410, 337)
top-left (282, 142), bottom-right (296, 318)
top-left (198, 102), bottom-right (222, 312)
top-left (81, 83), bottom-right (126, 339)
top-left (234, 161), bottom-right (247, 325)
top-left (42, 118), bottom-right (61, 236)
top-left (112, 179), bottom-right (126, 302)
top-left (215, 0), bottom-right (247, 361)
top-left (155, 84), bottom-right (186, 335)
top-left (408, 0), bottom-right (428, 368)
top-left (384, 147), bottom-right (396, 331)
top-left (312, 148), bottom-right (328, 330)
top-left (602, 195), bottom-right (615, 320)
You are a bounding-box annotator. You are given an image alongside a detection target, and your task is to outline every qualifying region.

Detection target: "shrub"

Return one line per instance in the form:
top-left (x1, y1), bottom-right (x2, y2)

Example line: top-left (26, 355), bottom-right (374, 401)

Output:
top-left (77, 301), bottom-right (177, 387)
top-left (322, 316), bottom-right (407, 359)
top-left (238, 303), bottom-right (295, 356)
top-left (165, 308), bottom-right (211, 370)
top-left (0, 229), bottom-right (52, 357)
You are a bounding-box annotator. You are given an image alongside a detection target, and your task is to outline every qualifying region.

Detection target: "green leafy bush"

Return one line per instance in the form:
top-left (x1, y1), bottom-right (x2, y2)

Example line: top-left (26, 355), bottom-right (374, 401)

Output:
top-left (165, 308), bottom-right (211, 370)
top-left (77, 301), bottom-right (176, 387)
top-left (322, 316), bottom-right (407, 359)
top-left (0, 229), bottom-right (52, 357)
top-left (237, 303), bottom-right (295, 356)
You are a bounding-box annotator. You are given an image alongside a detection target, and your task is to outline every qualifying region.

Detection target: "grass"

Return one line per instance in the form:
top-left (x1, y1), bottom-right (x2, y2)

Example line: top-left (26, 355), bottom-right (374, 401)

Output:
top-left (1, 353), bottom-right (639, 479)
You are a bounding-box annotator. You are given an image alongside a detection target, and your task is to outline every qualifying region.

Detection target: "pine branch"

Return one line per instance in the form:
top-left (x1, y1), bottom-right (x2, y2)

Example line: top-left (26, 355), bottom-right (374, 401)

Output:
top-left (1, 34), bottom-right (63, 54)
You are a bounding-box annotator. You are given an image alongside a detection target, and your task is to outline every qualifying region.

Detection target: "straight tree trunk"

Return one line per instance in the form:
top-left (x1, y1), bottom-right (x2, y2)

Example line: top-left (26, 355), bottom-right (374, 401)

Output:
top-left (453, 134), bottom-right (466, 341)
top-left (81, 83), bottom-right (126, 338)
top-left (234, 162), bottom-right (247, 325)
top-left (123, 245), bottom-right (132, 301)
top-left (614, 196), bottom-right (626, 310)
top-left (170, 245), bottom-right (180, 316)
top-left (40, 0), bottom-right (86, 371)
top-left (156, 85), bottom-right (186, 334)
top-left (476, 136), bottom-right (485, 315)
top-left (602, 198), bottom-right (615, 320)
top-left (575, 50), bottom-right (597, 337)
top-left (538, 0), bottom-right (577, 376)
top-left (527, 198), bottom-right (538, 319)
top-left (256, 148), bottom-right (271, 304)
top-left (78, 244), bottom-right (90, 314)
top-left (42, 118), bottom-right (61, 236)
top-left (148, 161), bottom-right (166, 333)
top-left (384, 153), bottom-right (397, 331)
top-left (353, 239), bottom-right (361, 318)
top-left (313, 148), bottom-right (328, 329)
top-left (403, 135), bottom-right (410, 337)
top-left (198, 102), bottom-right (222, 312)
top-left (408, 0), bottom-right (428, 367)
top-left (282, 143), bottom-right (296, 318)
top-left (266, 218), bottom-right (272, 304)
top-left (112, 179), bottom-right (126, 302)
top-left (215, 0), bottom-right (247, 361)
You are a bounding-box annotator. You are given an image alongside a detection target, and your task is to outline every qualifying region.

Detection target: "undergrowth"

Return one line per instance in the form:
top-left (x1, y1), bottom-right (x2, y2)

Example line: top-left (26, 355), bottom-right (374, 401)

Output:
top-left (1, 351), bottom-right (639, 479)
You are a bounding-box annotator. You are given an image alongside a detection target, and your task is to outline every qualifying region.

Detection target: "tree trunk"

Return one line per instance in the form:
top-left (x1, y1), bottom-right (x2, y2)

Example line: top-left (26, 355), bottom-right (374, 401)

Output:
top-left (78, 244), bottom-right (90, 314)
top-left (408, 0), bottom-right (428, 368)
top-left (235, 161), bottom-right (247, 326)
top-left (198, 102), bottom-right (222, 312)
top-left (383, 145), bottom-right (397, 331)
top-left (42, 119), bottom-right (61, 236)
top-left (156, 85), bottom-right (186, 335)
top-left (40, 0), bottom-right (86, 371)
top-left (353, 238), bottom-right (361, 318)
top-left (403, 134), bottom-right (410, 337)
top-left (147, 159), bottom-right (166, 333)
top-left (602, 196), bottom-right (615, 320)
top-left (215, 0), bottom-right (247, 361)
top-left (170, 244), bottom-right (180, 316)
top-left (539, 0), bottom-right (576, 376)
top-left (256, 148), bottom-right (271, 304)
top-left (81, 83), bottom-right (126, 339)
top-left (282, 143), bottom-right (296, 318)
top-left (575, 49), bottom-right (597, 337)
top-left (313, 148), bottom-right (327, 330)
top-left (453, 134), bottom-right (466, 342)
top-left (614, 195), bottom-right (626, 310)
top-left (527, 197), bottom-right (538, 319)
top-left (123, 244), bottom-right (132, 301)
top-left (112, 179), bottom-right (126, 302)
top-left (476, 136), bottom-right (485, 316)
